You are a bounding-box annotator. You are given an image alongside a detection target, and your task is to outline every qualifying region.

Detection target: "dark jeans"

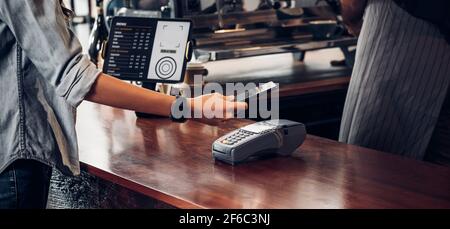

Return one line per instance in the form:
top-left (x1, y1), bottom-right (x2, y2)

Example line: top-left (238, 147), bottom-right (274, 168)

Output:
top-left (0, 159), bottom-right (52, 209)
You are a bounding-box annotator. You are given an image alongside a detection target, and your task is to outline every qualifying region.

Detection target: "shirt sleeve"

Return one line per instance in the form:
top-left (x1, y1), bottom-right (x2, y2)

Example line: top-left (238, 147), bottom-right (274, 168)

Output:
top-left (0, 0), bottom-right (101, 107)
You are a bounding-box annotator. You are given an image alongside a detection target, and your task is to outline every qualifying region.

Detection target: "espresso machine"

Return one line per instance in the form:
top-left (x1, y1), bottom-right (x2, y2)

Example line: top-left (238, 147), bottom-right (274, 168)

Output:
top-left (176, 0), bottom-right (356, 67)
top-left (91, 0), bottom-right (355, 67)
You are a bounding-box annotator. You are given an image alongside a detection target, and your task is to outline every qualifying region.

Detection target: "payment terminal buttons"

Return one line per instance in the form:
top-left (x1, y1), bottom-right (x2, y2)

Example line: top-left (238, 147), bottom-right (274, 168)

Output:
top-left (221, 130), bottom-right (255, 145)
top-left (155, 56), bottom-right (177, 79)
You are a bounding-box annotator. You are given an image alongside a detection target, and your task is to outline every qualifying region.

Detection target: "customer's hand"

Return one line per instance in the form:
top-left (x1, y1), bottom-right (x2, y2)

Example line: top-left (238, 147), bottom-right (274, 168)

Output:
top-left (187, 93), bottom-right (247, 122)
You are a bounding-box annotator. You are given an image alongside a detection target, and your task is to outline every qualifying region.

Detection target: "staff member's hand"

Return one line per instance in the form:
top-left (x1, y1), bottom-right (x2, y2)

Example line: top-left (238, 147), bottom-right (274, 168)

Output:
top-left (340, 0), bottom-right (367, 37)
top-left (345, 20), bottom-right (364, 37)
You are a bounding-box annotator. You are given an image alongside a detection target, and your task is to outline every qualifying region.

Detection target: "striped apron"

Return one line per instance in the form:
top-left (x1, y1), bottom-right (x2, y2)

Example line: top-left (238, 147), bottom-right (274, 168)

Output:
top-left (339, 0), bottom-right (450, 160)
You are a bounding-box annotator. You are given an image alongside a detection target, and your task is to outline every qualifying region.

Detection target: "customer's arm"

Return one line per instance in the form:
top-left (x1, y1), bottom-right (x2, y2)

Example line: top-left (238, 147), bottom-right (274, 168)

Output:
top-left (340, 0), bottom-right (368, 36)
top-left (85, 73), bottom-right (246, 118)
top-left (85, 74), bottom-right (176, 117)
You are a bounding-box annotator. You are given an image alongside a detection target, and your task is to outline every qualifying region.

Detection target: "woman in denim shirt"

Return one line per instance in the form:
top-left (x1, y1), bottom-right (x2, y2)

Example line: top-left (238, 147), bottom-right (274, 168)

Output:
top-left (0, 0), bottom-right (246, 208)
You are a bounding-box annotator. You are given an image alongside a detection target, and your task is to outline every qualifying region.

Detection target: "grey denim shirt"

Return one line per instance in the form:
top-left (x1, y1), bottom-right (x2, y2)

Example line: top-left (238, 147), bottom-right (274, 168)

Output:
top-left (0, 0), bottom-right (101, 175)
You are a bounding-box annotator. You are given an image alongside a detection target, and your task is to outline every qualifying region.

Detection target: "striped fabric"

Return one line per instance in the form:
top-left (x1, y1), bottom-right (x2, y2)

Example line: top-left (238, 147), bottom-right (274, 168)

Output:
top-left (339, 0), bottom-right (450, 160)
top-left (426, 90), bottom-right (450, 165)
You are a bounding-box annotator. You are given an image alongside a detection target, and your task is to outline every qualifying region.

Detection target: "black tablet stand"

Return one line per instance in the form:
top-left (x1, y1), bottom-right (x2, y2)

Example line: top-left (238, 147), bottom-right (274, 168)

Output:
top-left (135, 82), bottom-right (161, 118)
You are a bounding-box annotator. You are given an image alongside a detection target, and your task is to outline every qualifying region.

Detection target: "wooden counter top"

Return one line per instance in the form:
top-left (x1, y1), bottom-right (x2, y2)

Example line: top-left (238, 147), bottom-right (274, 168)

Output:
top-left (77, 102), bottom-right (450, 209)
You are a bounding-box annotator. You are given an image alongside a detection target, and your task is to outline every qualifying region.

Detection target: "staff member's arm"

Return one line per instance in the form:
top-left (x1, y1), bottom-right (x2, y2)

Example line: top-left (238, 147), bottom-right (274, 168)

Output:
top-left (0, 0), bottom-right (245, 119)
top-left (340, 0), bottom-right (368, 36)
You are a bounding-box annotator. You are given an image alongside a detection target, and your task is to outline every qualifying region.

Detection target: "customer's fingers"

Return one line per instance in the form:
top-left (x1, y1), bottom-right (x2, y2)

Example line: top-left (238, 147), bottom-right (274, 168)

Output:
top-left (225, 95), bottom-right (235, 101)
top-left (225, 100), bottom-right (247, 111)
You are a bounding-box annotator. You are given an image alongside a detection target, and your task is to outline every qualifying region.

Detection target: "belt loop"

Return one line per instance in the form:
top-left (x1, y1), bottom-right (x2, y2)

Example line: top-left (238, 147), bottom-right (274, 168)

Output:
top-left (11, 162), bottom-right (18, 208)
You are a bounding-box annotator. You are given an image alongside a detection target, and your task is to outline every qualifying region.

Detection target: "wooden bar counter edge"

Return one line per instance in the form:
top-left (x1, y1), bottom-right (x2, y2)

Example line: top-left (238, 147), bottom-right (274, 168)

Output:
top-left (76, 102), bottom-right (450, 209)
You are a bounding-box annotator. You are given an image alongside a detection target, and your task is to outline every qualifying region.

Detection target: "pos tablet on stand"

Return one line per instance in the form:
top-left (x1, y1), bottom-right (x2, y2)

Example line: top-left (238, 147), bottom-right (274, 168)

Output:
top-left (102, 17), bottom-right (193, 117)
